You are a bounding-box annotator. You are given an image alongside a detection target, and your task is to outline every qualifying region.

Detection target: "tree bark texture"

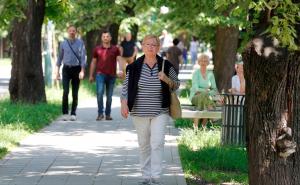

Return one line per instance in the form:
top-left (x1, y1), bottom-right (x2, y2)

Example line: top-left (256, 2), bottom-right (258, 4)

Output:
top-left (214, 25), bottom-right (239, 92)
top-left (242, 38), bottom-right (300, 185)
top-left (109, 23), bottom-right (120, 46)
top-left (84, 29), bottom-right (101, 77)
top-left (9, 0), bottom-right (46, 103)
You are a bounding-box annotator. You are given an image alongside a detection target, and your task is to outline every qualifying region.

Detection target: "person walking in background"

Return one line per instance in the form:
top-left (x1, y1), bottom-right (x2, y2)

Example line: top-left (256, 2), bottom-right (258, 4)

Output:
top-left (56, 25), bottom-right (86, 121)
top-left (121, 35), bottom-right (179, 185)
top-left (177, 39), bottom-right (188, 69)
top-left (120, 32), bottom-right (138, 64)
top-left (159, 29), bottom-right (173, 58)
top-left (231, 62), bottom-right (245, 94)
top-left (120, 32), bottom-right (138, 77)
top-left (166, 38), bottom-right (182, 74)
top-left (190, 54), bottom-right (217, 130)
top-left (89, 31), bottom-right (123, 121)
top-left (189, 36), bottom-right (199, 65)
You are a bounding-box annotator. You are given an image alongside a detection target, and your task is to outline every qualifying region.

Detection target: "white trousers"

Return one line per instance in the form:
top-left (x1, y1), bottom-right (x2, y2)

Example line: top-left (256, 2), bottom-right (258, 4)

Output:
top-left (132, 114), bottom-right (169, 179)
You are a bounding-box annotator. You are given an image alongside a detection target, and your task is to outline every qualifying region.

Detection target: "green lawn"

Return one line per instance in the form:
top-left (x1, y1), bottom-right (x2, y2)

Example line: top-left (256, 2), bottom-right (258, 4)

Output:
top-left (0, 98), bottom-right (60, 158)
top-left (175, 118), bottom-right (249, 185)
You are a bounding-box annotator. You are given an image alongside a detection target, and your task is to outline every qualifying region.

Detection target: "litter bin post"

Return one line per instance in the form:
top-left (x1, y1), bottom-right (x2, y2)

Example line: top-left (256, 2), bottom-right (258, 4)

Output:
top-left (221, 93), bottom-right (245, 146)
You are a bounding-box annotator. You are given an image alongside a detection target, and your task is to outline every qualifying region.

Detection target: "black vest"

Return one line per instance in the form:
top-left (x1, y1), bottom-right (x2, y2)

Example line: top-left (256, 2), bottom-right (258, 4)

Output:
top-left (126, 55), bottom-right (172, 111)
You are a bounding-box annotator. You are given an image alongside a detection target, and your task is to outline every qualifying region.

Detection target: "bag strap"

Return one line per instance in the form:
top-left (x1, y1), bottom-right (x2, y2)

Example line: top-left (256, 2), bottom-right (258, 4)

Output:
top-left (66, 39), bottom-right (81, 66)
top-left (162, 60), bottom-right (174, 91)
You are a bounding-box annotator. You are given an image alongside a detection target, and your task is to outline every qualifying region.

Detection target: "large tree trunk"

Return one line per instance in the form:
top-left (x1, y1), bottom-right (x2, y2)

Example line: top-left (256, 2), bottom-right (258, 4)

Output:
top-left (9, 0), bottom-right (46, 103)
top-left (109, 23), bottom-right (120, 45)
top-left (84, 29), bottom-right (101, 77)
top-left (131, 24), bottom-right (139, 42)
top-left (243, 38), bottom-right (300, 185)
top-left (214, 25), bottom-right (239, 92)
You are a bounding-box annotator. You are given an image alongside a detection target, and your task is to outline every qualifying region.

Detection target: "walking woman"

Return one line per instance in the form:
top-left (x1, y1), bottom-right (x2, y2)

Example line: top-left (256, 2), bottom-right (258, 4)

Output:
top-left (120, 35), bottom-right (180, 185)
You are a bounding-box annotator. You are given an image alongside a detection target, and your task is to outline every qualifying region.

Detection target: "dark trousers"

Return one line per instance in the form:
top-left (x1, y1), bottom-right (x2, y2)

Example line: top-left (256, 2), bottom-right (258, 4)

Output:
top-left (62, 65), bottom-right (81, 115)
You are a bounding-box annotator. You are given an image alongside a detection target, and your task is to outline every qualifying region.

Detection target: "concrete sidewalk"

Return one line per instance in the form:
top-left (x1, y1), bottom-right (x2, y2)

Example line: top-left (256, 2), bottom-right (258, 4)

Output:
top-left (0, 97), bottom-right (187, 185)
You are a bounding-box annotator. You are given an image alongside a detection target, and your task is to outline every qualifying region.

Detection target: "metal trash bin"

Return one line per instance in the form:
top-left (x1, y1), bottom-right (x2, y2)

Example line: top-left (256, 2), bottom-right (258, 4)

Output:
top-left (221, 94), bottom-right (245, 146)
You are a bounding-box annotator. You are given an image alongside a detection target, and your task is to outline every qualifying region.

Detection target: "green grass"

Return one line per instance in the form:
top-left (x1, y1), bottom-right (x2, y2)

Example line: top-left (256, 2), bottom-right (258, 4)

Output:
top-left (0, 98), bottom-right (60, 158)
top-left (175, 119), bottom-right (248, 185)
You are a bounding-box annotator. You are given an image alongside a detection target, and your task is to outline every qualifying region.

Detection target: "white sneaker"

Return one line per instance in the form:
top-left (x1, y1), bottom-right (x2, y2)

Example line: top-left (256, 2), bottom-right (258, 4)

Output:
top-left (61, 114), bottom-right (69, 121)
top-left (70, 115), bottom-right (76, 121)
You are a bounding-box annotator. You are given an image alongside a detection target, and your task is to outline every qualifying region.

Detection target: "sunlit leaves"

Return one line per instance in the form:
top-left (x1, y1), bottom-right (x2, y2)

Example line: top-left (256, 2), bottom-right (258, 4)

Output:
top-left (0, 0), bottom-right (26, 31)
top-left (45, 0), bottom-right (71, 22)
top-left (251, 0), bottom-right (299, 50)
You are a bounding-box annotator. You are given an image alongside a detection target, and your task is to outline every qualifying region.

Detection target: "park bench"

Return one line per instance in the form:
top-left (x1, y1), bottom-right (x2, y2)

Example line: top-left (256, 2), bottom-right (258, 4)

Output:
top-left (181, 104), bottom-right (222, 119)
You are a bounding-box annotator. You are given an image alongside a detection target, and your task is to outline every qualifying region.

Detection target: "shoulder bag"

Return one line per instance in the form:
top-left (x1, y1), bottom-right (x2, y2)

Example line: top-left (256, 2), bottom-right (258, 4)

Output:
top-left (162, 60), bottom-right (182, 119)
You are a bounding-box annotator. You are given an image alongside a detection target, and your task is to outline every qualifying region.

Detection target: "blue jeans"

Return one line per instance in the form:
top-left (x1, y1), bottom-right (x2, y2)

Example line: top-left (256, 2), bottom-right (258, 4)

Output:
top-left (96, 74), bottom-right (116, 116)
top-left (191, 51), bottom-right (198, 65)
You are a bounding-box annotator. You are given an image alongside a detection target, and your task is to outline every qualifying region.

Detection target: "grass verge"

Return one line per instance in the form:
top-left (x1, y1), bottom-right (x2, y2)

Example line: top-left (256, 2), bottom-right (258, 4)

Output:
top-left (175, 118), bottom-right (248, 185)
top-left (0, 99), bottom-right (60, 158)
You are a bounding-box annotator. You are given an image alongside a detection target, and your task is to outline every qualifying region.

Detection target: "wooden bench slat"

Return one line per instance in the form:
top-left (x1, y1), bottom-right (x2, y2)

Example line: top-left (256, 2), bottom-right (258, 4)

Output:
top-left (181, 109), bottom-right (222, 119)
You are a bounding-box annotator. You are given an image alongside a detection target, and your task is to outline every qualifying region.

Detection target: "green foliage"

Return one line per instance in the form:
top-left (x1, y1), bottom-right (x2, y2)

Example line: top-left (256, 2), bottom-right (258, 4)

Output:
top-left (0, 98), bottom-right (61, 159)
top-left (177, 126), bottom-right (248, 184)
top-left (45, 0), bottom-right (71, 22)
top-left (175, 118), bottom-right (193, 128)
top-left (0, 0), bottom-right (72, 35)
top-left (55, 0), bottom-right (126, 33)
top-left (0, 0), bottom-right (26, 31)
top-left (179, 80), bottom-right (192, 98)
top-left (249, 0), bottom-right (299, 50)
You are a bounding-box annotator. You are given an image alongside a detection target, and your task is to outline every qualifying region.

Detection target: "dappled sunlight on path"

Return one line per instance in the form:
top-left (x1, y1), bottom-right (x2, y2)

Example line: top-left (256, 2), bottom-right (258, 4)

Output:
top-left (0, 97), bottom-right (186, 185)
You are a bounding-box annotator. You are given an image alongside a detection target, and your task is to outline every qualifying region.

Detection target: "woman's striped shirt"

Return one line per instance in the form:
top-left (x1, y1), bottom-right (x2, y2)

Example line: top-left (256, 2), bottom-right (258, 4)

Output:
top-left (121, 63), bottom-right (179, 117)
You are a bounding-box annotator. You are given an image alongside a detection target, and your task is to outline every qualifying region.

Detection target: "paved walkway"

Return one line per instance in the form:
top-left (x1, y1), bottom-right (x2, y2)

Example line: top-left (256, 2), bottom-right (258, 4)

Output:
top-left (0, 97), bottom-right (187, 185)
top-left (0, 65), bottom-right (10, 98)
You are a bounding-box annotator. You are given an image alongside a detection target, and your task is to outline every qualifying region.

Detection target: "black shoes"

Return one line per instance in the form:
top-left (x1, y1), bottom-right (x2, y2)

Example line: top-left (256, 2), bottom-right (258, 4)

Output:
top-left (96, 115), bottom-right (113, 121)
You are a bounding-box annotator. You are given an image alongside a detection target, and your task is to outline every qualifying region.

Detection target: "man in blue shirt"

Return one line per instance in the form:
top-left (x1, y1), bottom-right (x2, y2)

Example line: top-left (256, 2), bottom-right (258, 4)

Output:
top-left (56, 25), bottom-right (86, 121)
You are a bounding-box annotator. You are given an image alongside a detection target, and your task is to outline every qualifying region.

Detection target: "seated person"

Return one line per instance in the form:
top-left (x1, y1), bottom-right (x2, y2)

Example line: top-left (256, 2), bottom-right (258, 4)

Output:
top-left (190, 54), bottom-right (218, 129)
top-left (231, 62), bottom-right (245, 94)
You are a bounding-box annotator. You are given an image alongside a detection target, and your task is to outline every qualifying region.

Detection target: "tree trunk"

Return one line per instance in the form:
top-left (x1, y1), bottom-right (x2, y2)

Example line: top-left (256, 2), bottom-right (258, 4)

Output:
top-left (242, 38), bottom-right (300, 185)
top-left (131, 24), bottom-right (139, 42)
top-left (9, 0), bottom-right (46, 103)
top-left (214, 25), bottom-right (239, 92)
top-left (109, 23), bottom-right (120, 45)
top-left (84, 29), bottom-right (101, 77)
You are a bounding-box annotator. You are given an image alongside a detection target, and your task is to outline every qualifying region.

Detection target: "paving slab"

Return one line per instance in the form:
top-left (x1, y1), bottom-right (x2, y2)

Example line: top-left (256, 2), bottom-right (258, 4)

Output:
top-left (0, 97), bottom-right (187, 185)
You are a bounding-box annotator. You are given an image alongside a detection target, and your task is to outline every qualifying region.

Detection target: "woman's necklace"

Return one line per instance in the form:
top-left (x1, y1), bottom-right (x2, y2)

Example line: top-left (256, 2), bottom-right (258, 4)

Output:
top-left (145, 63), bottom-right (157, 76)
top-left (144, 58), bottom-right (157, 76)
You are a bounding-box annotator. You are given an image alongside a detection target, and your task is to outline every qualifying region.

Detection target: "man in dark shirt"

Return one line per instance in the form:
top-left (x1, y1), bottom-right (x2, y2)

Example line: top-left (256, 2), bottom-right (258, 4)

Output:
top-left (120, 32), bottom-right (138, 78)
top-left (166, 38), bottom-right (183, 74)
top-left (89, 31), bottom-right (123, 121)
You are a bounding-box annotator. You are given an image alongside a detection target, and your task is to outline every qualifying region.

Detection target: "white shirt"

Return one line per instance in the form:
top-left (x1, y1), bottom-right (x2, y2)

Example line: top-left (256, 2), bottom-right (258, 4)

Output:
top-left (232, 75), bottom-right (243, 93)
top-left (189, 41), bottom-right (199, 53)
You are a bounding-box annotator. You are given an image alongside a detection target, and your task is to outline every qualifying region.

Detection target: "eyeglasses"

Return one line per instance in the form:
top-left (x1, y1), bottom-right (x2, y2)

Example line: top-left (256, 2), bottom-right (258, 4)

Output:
top-left (143, 43), bottom-right (158, 48)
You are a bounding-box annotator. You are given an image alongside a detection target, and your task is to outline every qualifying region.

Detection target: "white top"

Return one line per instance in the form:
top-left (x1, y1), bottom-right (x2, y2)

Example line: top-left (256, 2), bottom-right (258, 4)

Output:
top-left (189, 41), bottom-right (199, 53)
top-left (161, 34), bottom-right (173, 48)
top-left (232, 75), bottom-right (242, 93)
